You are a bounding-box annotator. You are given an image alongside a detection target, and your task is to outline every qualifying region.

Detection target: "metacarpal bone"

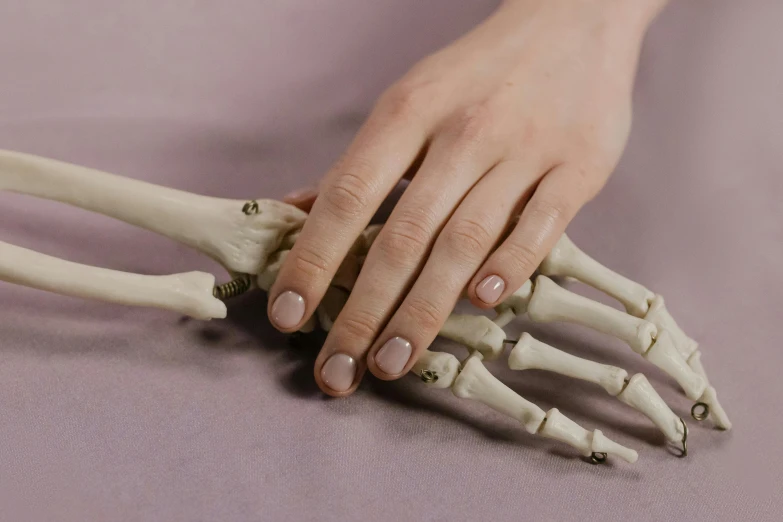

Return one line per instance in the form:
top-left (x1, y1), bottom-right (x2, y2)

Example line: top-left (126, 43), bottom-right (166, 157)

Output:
top-left (643, 330), bottom-right (707, 401)
top-left (538, 408), bottom-right (638, 463)
top-left (527, 275), bottom-right (657, 354)
top-left (538, 234), bottom-right (655, 317)
top-left (644, 295), bottom-right (698, 358)
top-left (0, 241), bottom-right (226, 320)
top-left (0, 150), bottom-right (307, 275)
top-left (452, 355), bottom-right (546, 434)
top-left (617, 373), bottom-right (685, 443)
top-left (412, 350), bottom-right (461, 388)
top-left (508, 333), bottom-right (628, 396)
top-left (439, 314), bottom-right (506, 360)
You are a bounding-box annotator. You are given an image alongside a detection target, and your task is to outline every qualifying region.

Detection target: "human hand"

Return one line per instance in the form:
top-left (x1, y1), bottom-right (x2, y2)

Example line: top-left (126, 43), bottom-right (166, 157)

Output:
top-left (270, 0), bottom-right (670, 396)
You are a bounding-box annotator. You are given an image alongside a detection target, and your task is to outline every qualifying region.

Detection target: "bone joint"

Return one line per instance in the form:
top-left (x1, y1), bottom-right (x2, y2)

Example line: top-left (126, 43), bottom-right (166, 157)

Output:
top-left (452, 355), bottom-right (638, 462)
top-left (0, 149), bottom-right (732, 464)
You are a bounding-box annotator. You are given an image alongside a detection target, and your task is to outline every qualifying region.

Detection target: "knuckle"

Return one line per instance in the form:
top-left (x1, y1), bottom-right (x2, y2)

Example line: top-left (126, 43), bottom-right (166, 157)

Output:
top-left (323, 170), bottom-right (373, 221)
top-left (528, 196), bottom-right (573, 225)
top-left (292, 245), bottom-right (333, 279)
top-left (404, 295), bottom-right (443, 332)
top-left (442, 217), bottom-right (494, 263)
top-left (376, 212), bottom-right (433, 267)
top-left (376, 83), bottom-right (428, 122)
top-left (502, 241), bottom-right (542, 277)
top-left (447, 103), bottom-right (494, 145)
top-left (338, 308), bottom-right (382, 343)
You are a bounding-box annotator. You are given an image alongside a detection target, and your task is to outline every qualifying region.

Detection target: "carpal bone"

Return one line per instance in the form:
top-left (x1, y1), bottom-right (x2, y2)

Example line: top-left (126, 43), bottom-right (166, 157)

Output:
top-left (508, 333), bottom-right (628, 396)
top-left (0, 149), bottom-right (307, 275)
top-left (452, 355), bottom-right (546, 434)
top-left (617, 374), bottom-right (685, 443)
top-left (0, 241), bottom-right (226, 320)
top-left (539, 234), bottom-right (655, 317)
top-left (538, 408), bottom-right (638, 463)
top-left (412, 350), bottom-right (460, 388)
top-left (643, 330), bottom-right (706, 401)
top-left (439, 314), bottom-right (506, 360)
top-left (527, 275), bottom-right (657, 355)
top-left (644, 295), bottom-right (698, 358)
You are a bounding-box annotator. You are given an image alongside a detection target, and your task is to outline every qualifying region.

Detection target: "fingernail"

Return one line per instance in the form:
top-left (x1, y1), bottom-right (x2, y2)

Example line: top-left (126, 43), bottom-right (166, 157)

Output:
top-left (320, 353), bottom-right (357, 392)
top-left (476, 275), bottom-right (505, 304)
top-left (375, 337), bottom-right (413, 375)
top-left (270, 290), bottom-right (305, 329)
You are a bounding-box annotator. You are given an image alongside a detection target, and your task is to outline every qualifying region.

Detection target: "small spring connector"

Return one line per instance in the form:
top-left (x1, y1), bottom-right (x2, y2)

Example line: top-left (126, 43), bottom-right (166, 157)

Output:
top-left (213, 275), bottom-right (253, 300)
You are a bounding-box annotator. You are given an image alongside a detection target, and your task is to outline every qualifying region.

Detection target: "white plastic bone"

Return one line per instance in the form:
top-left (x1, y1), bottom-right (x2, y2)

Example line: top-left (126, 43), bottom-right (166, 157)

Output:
top-left (508, 333), bottom-right (628, 396)
top-left (439, 314), bottom-right (506, 360)
top-left (0, 241), bottom-right (226, 320)
top-left (494, 279), bottom-right (533, 327)
top-left (0, 148), bottom-right (732, 461)
top-left (0, 149), bottom-right (307, 276)
top-left (527, 275), bottom-right (657, 355)
top-left (590, 430), bottom-right (639, 464)
top-left (538, 408), bottom-right (638, 463)
top-left (539, 233), bottom-right (655, 317)
top-left (688, 351), bottom-right (732, 430)
top-left (412, 350), bottom-right (461, 388)
top-left (452, 355), bottom-right (546, 434)
top-left (644, 295), bottom-right (698, 358)
top-left (617, 373), bottom-right (685, 443)
top-left (643, 330), bottom-right (706, 401)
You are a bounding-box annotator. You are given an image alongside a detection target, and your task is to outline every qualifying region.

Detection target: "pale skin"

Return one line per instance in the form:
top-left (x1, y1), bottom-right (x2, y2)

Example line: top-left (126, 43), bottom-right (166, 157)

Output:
top-left (270, 0), bottom-right (671, 397)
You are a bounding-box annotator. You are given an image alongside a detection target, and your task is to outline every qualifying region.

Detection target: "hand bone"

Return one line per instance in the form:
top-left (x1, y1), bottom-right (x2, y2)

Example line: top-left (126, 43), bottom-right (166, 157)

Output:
top-left (0, 149), bottom-right (731, 461)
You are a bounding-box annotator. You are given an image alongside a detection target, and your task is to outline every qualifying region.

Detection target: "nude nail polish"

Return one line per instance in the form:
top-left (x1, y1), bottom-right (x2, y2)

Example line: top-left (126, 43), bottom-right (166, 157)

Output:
top-left (270, 290), bottom-right (305, 329)
top-left (375, 337), bottom-right (413, 375)
top-left (476, 275), bottom-right (505, 304)
top-left (321, 353), bottom-right (357, 392)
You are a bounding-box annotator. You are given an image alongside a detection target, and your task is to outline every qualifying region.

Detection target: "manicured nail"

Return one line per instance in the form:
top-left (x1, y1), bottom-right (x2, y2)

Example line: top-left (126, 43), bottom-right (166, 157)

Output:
top-left (270, 290), bottom-right (305, 329)
top-left (476, 275), bottom-right (505, 304)
top-left (375, 337), bottom-right (413, 375)
top-left (320, 353), bottom-right (357, 392)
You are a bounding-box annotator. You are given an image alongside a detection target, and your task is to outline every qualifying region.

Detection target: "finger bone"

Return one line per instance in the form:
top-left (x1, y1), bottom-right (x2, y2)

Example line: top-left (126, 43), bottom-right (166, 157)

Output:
top-left (538, 234), bottom-right (654, 317)
top-left (508, 333), bottom-right (628, 396)
top-left (527, 275), bottom-right (656, 354)
top-left (439, 314), bottom-right (506, 360)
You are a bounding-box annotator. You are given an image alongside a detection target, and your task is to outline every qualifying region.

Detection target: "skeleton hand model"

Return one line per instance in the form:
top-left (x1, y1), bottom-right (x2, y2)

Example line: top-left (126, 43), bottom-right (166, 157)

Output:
top-left (0, 149), bottom-right (730, 464)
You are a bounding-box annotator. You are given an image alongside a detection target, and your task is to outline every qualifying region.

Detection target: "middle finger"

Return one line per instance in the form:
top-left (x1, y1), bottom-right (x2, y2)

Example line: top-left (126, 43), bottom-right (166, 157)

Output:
top-left (313, 125), bottom-right (498, 396)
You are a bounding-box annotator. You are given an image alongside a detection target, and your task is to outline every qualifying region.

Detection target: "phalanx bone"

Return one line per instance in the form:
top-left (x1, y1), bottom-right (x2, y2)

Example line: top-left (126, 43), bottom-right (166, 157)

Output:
top-left (0, 149), bottom-right (729, 464)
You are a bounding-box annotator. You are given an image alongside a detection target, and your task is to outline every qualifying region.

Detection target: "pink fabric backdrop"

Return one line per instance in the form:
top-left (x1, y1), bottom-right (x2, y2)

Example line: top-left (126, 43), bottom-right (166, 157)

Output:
top-left (1, 1), bottom-right (781, 520)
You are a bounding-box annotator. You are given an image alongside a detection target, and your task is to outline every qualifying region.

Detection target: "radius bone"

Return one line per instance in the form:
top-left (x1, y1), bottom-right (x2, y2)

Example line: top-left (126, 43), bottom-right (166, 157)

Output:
top-left (538, 234), bottom-right (655, 317)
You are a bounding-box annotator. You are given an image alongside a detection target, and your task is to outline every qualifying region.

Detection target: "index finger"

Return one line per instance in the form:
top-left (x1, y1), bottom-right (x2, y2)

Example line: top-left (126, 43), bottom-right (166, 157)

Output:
top-left (267, 93), bottom-right (429, 332)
